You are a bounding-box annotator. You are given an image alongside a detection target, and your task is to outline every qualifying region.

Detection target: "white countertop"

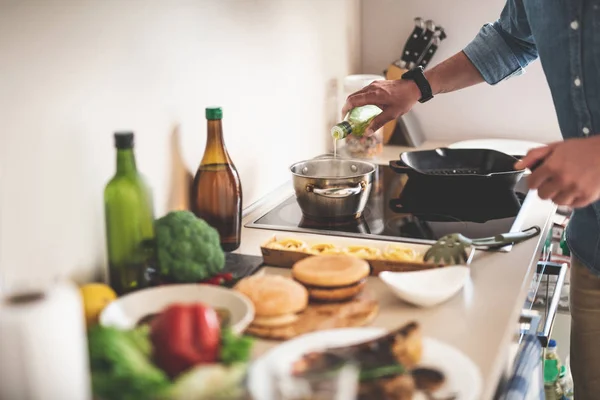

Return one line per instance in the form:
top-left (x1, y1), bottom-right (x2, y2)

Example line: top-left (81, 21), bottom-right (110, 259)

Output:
top-left (236, 141), bottom-right (557, 400)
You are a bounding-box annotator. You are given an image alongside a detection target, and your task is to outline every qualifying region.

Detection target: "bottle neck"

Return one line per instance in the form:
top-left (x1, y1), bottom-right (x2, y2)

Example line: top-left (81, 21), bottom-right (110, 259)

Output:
top-left (115, 148), bottom-right (138, 175)
top-left (201, 119), bottom-right (230, 165)
top-left (331, 121), bottom-right (352, 139)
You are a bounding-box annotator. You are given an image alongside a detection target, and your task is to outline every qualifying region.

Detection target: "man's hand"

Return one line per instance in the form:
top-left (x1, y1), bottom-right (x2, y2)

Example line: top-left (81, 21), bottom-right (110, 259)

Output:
top-left (514, 136), bottom-right (600, 208)
top-left (341, 79), bottom-right (421, 137)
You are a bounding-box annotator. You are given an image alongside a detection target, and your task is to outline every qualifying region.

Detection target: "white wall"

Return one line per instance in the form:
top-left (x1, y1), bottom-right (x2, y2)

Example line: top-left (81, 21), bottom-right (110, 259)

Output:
top-left (0, 0), bottom-right (361, 285)
top-left (360, 0), bottom-right (562, 144)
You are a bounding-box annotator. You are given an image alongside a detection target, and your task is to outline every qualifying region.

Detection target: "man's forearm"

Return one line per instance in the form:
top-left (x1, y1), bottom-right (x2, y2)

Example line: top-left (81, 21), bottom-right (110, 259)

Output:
top-left (424, 51), bottom-right (485, 95)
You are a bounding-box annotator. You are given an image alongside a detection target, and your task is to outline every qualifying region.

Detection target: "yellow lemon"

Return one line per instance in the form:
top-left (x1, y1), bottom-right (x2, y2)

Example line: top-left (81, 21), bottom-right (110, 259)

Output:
top-left (79, 283), bottom-right (117, 328)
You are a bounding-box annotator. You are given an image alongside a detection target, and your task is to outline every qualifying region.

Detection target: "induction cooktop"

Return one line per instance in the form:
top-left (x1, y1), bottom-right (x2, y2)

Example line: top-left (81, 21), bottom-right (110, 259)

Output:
top-left (245, 164), bottom-right (534, 247)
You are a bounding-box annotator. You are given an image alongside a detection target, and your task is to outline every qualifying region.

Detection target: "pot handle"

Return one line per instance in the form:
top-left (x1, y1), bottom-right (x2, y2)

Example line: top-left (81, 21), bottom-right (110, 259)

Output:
top-left (307, 181), bottom-right (366, 198)
top-left (389, 159), bottom-right (411, 173)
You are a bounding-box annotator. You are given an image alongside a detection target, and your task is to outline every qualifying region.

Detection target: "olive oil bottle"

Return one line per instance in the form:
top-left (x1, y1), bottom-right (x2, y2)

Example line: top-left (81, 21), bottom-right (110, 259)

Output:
top-left (331, 105), bottom-right (383, 139)
top-left (104, 132), bottom-right (155, 295)
top-left (191, 106), bottom-right (242, 251)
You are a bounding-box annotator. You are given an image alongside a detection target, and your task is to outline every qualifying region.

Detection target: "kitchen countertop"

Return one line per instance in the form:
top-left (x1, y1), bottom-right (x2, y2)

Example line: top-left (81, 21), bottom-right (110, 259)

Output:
top-left (236, 141), bottom-right (557, 400)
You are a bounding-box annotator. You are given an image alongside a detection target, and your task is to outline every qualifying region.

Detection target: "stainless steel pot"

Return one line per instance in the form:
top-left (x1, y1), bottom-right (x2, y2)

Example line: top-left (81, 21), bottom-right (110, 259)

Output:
top-left (290, 158), bottom-right (376, 220)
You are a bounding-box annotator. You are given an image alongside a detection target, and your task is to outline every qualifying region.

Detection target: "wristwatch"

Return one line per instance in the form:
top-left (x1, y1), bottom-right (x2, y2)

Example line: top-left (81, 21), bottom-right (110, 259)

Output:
top-left (401, 66), bottom-right (433, 103)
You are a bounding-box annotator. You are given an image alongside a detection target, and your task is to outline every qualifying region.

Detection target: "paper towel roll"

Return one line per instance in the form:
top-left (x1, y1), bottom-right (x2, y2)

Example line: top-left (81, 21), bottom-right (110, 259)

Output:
top-left (0, 280), bottom-right (91, 400)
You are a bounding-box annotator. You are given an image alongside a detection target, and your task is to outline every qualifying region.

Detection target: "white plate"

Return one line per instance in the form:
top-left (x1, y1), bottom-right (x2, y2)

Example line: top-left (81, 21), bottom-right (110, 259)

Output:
top-left (448, 139), bottom-right (545, 156)
top-left (379, 267), bottom-right (471, 308)
top-left (99, 284), bottom-right (254, 334)
top-left (248, 327), bottom-right (482, 400)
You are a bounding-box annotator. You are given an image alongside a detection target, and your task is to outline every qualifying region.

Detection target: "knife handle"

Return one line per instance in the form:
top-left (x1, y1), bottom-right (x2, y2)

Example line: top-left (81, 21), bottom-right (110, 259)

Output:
top-left (398, 18), bottom-right (426, 68)
top-left (418, 36), bottom-right (440, 69)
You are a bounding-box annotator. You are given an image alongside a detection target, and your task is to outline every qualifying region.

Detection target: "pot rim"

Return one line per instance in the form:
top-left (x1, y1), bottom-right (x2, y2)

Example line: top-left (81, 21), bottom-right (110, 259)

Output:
top-left (289, 158), bottom-right (377, 180)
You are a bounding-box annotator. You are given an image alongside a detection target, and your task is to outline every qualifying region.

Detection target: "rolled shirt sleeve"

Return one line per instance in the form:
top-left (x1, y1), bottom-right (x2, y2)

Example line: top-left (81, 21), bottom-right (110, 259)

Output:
top-left (463, 0), bottom-right (539, 85)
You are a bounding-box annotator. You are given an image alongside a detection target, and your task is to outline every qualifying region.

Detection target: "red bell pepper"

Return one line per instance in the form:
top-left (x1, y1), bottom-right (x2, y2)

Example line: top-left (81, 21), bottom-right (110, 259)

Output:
top-left (150, 303), bottom-right (221, 378)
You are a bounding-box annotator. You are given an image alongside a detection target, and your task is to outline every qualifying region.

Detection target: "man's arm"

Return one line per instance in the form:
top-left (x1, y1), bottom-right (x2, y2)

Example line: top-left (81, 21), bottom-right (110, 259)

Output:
top-left (462, 0), bottom-right (539, 85)
top-left (342, 0), bottom-right (539, 134)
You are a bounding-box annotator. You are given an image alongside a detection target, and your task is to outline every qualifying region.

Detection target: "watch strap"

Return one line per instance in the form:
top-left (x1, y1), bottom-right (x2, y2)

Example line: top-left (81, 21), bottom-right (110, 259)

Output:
top-left (401, 66), bottom-right (433, 103)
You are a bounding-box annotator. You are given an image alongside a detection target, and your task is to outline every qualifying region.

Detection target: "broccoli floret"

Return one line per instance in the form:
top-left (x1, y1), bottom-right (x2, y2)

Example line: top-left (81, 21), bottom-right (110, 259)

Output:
top-left (154, 210), bottom-right (225, 282)
top-left (88, 325), bottom-right (170, 400)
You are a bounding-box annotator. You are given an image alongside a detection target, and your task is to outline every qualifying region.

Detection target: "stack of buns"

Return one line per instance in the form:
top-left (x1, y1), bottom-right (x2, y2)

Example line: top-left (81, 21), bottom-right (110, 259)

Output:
top-left (234, 254), bottom-right (377, 339)
top-left (234, 274), bottom-right (308, 338)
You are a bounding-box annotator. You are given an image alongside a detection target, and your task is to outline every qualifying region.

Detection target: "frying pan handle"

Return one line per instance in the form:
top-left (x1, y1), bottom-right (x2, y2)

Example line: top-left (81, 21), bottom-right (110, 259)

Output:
top-left (389, 159), bottom-right (411, 173)
top-left (307, 181), bottom-right (366, 198)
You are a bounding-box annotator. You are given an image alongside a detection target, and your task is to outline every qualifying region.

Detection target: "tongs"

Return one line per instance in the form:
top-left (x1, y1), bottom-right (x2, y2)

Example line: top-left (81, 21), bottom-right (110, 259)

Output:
top-left (424, 226), bottom-right (541, 264)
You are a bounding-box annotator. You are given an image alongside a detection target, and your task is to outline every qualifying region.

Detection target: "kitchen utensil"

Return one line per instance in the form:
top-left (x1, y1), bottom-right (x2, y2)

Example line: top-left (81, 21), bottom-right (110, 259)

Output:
top-left (448, 138), bottom-right (545, 157)
top-left (410, 19), bottom-right (436, 69)
top-left (248, 328), bottom-right (483, 400)
top-left (379, 266), bottom-right (470, 307)
top-left (389, 147), bottom-right (528, 191)
top-left (417, 27), bottom-right (447, 69)
top-left (389, 178), bottom-right (523, 223)
top-left (99, 284), bottom-right (255, 334)
top-left (290, 158), bottom-right (376, 220)
top-left (423, 225), bottom-right (541, 264)
top-left (395, 17), bottom-right (426, 70)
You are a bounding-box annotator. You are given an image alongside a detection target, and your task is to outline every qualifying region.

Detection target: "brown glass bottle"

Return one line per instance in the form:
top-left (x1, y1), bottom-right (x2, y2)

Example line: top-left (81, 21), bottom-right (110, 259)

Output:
top-left (191, 106), bottom-right (242, 251)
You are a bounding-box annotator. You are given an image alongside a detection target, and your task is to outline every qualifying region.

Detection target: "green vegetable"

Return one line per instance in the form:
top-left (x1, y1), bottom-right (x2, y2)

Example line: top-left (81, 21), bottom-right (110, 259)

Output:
top-left (159, 363), bottom-right (249, 400)
top-left (219, 327), bottom-right (254, 365)
top-left (88, 325), bottom-right (170, 400)
top-left (359, 363), bottom-right (405, 381)
top-left (154, 210), bottom-right (225, 283)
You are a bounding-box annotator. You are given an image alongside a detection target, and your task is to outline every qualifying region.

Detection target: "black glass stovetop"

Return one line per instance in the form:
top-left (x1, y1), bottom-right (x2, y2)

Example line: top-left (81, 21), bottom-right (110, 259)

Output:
top-left (246, 164), bottom-right (533, 246)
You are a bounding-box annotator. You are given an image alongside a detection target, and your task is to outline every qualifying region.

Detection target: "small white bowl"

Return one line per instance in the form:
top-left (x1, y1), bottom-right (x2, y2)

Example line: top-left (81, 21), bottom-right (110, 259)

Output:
top-left (100, 284), bottom-right (255, 334)
top-left (379, 266), bottom-right (470, 308)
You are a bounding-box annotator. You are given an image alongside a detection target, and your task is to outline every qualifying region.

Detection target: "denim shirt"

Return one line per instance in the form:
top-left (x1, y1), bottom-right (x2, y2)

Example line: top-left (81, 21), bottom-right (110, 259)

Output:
top-left (463, 0), bottom-right (600, 275)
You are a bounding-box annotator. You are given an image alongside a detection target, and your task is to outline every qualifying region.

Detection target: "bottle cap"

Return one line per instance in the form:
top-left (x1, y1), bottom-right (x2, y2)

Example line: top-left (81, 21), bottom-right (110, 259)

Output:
top-left (206, 106), bottom-right (223, 120)
top-left (331, 121), bottom-right (352, 139)
top-left (549, 339), bottom-right (557, 348)
top-left (114, 132), bottom-right (134, 149)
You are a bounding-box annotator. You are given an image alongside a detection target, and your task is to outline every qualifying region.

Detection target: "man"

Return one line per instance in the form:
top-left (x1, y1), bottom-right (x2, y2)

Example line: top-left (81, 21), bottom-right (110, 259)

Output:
top-left (343, 1), bottom-right (600, 398)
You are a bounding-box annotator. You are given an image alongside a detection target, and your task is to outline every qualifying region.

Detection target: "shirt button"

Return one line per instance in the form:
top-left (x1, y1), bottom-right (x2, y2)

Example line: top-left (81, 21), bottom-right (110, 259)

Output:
top-left (574, 77), bottom-right (582, 86)
top-left (571, 20), bottom-right (579, 30)
top-left (583, 127), bottom-right (590, 135)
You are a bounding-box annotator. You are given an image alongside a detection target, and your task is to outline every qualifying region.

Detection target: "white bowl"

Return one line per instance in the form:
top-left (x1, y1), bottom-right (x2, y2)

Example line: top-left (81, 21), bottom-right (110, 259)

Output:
top-left (379, 266), bottom-right (470, 308)
top-left (99, 284), bottom-right (255, 334)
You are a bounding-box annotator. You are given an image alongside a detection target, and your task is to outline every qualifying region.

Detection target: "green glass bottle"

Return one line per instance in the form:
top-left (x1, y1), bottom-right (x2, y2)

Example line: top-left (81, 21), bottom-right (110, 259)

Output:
top-left (104, 132), bottom-right (155, 295)
top-left (331, 105), bottom-right (383, 139)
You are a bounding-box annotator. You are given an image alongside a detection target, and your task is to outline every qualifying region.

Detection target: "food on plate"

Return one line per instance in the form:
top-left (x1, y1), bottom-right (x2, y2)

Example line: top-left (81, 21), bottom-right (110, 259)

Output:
top-left (382, 245), bottom-right (421, 262)
top-left (341, 245), bottom-right (382, 260)
top-left (265, 237), bottom-right (308, 251)
top-left (88, 324), bottom-right (170, 400)
top-left (263, 236), bottom-right (429, 266)
top-left (199, 272), bottom-right (235, 286)
top-left (158, 362), bottom-right (249, 400)
top-left (291, 322), bottom-right (435, 400)
top-left (150, 303), bottom-right (222, 377)
top-left (79, 283), bottom-right (117, 328)
top-left (234, 274), bottom-right (309, 337)
top-left (154, 210), bottom-right (226, 283)
top-left (304, 243), bottom-right (344, 255)
top-left (292, 255), bottom-right (370, 302)
top-left (88, 301), bottom-right (253, 400)
top-left (411, 367), bottom-right (446, 393)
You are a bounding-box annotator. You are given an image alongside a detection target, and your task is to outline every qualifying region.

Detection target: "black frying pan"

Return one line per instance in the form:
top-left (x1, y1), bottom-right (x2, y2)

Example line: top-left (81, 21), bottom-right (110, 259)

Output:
top-left (389, 148), bottom-right (539, 191)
